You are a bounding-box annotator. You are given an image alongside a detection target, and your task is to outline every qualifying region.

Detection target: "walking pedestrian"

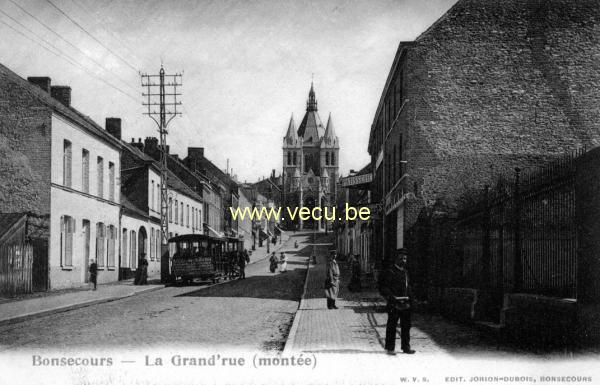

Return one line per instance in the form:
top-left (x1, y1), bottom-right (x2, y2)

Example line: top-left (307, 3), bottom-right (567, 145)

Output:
top-left (279, 252), bottom-right (287, 273)
top-left (269, 251), bottom-right (278, 273)
top-left (379, 248), bottom-right (415, 355)
top-left (89, 259), bottom-right (98, 290)
top-left (348, 254), bottom-right (362, 292)
top-left (324, 250), bottom-right (340, 309)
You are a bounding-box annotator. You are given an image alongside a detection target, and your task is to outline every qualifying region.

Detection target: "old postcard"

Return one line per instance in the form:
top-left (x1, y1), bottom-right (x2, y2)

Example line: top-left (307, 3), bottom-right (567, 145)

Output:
top-left (0, 0), bottom-right (599, 384)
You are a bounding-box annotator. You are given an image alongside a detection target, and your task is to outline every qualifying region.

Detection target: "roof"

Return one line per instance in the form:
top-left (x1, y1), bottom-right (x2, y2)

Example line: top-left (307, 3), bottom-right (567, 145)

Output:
top-left (284, 114), bottom-right (299, 145)
top-left (297, 84), bottom-right (325, 142)
top-left (0, 63), bottom-right (122, 150)
top-left (322, 113), bottom-right (338, 147)
top-left (0, 213), bottom-right (26, 244)
top-left (120, 193), bottom-right (149, 220)
top-left (297, 110), bottom-right (325, 143)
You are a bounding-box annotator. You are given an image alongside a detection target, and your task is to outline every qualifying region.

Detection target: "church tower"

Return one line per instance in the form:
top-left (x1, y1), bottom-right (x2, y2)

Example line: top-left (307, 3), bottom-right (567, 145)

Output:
top-left (282, 82), bottom-right (340, 230)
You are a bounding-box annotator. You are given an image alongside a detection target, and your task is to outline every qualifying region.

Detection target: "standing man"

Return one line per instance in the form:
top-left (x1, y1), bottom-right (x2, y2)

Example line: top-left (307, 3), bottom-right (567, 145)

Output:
top-left (324, 250), bottom-right (340, 309)
top-left (89, 259), bottom-right (98, 291)
top-left (238, 249), bottom-right (250, 279)
top-left (379, 248), bottom-right (415, 355)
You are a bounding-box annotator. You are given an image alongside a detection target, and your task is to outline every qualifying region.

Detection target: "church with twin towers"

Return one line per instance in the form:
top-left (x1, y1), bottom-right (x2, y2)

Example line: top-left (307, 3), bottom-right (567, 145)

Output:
top-left (282, 82), bottom-right (339, 230)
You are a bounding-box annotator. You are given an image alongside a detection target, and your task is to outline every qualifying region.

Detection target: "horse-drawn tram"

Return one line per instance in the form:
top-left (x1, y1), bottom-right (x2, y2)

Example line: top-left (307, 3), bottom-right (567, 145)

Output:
top-left (168, 234), bottom-right (243, 284)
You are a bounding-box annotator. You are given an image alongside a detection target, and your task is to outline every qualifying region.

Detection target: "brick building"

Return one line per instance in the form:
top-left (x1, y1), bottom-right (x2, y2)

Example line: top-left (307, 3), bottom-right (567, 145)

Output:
top-left (368, 0), bottom-right (600, 292)
top-left (0, 63), bottom-right (122, 290)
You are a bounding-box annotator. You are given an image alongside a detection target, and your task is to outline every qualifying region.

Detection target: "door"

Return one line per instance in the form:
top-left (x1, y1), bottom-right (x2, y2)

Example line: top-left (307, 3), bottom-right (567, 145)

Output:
top-left (31, 238), bottom-right (49, 292)
top-left (82, 220), bottom-right (90, 283)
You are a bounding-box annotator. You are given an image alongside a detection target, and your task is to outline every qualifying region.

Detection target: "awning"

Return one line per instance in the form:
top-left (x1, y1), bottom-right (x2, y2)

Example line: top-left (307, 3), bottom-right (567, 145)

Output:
top-left (259, 229), bottom-right (269, 239)
top-left (204, 223), bottom-right (224, 239)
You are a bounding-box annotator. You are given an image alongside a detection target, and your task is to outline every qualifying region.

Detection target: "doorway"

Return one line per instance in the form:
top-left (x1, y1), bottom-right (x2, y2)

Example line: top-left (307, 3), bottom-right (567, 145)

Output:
top-left (82, 220), bottom-right (90, 283)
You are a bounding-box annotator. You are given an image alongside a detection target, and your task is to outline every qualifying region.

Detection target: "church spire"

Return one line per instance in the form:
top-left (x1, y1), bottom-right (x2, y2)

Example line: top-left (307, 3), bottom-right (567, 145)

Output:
top-left (284, 114), bottom-right (298, 144)
top-left (306, 81), bottom-right (318, 112)
top-left (323, 113), bottom-right (337, 146)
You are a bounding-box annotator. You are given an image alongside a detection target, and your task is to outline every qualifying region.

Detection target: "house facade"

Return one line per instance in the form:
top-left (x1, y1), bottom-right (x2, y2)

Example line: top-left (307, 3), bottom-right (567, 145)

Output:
top-left (0, 64), bottom-right (122, 290)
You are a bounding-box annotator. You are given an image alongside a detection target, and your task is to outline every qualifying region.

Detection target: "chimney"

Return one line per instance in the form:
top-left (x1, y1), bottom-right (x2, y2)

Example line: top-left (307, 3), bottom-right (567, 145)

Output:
top-left (27, 77), bottom-right (51, 93)
top-left (50, 86), bottom-right (71, 107)
top-left (105, 118), bottom-right (121, 140)
top-left (131, 137), bottom-right (144, 151)
top-left (271, 169), bottom-right (275, 179)
top-left (187, 147), bottom-right (204, 160)
top-left (144, 137), bottom-right (159, 156)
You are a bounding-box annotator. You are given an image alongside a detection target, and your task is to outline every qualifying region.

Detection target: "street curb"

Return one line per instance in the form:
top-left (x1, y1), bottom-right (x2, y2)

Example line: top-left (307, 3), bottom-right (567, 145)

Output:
top-left (282, 255), bottom-right (312, 355)
top-left (0, 285), bottom-right (164, 327)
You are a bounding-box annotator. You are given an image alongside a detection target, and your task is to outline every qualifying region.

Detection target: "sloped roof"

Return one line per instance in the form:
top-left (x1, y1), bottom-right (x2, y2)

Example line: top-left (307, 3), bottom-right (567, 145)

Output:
top-left (0, 213), bottom-right (26, 244)
top-left (0, 63), bottom-right (122, 149)
top-left (322, 113), bottom-right (338, 147)
top-left (284, 114), bottom-right (299, 145)
top-left (297, 110), bottom-right (325, 143)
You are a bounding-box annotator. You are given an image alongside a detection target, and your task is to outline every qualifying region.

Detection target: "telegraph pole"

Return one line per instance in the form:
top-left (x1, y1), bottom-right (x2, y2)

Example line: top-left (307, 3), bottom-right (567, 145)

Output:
top-left (141, 66), bottom-right (182, 281)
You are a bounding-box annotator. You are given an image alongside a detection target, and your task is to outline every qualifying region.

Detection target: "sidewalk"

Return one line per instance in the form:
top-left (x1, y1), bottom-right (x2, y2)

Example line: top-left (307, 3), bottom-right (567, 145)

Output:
top-left (0, 279), bottom-right (163, 326)
top-left (247, 232), bottom-right (290, 264)
top-left (284, 251), bottom-right (388, 354)
top-left (284, 249), bottom-right (458, 355)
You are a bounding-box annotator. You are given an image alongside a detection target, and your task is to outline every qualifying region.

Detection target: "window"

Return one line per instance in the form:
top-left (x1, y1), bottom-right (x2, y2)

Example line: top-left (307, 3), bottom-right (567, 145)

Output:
top-left (186, 204), bottom-right (189, 227)
top-left (97, 157), bottom-right (104, 198)
top-left (326, 152), bottom-right (330, 166)
top-left (82, 149), bottom-right (89, 193)
top-left (96, 223), bottom-right (106, 267)
top-left (150, 228), bottom-right (155, 261)
top-left (180, 202), bottom-right (184, 224)
top-left (108, 162), bottom-right (115, 201)
top-left (331, 152), bottom-right (335, 166)
top-left (169, 198), bottom-right (173, 222)
top-left (63, 140), bottom-right (72, 187)
top-left (60, 215), bottom-right (75, 267)
top-left (156, 230), bottom-right (161, 261)
top-left (175, 199), bottom-right (178, 224)
top-left (293, 152), bottom-right (297, 165)
top-left (122, 228), bottom-right (128, 267)
top-left (130, 230), bottom-right (137, 269)
top-left (107, 225), bottom-right (116, 268)
top-left (151, 181), bottom-right (155, 211)
top-left (393, 145), bottom-right (397, 183)
top-left (287, 152), bottom-right (291, 165)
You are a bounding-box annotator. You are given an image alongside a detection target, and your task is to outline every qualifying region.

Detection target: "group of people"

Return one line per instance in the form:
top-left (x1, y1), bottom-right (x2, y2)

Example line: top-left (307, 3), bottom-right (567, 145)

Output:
top-left (88, 254), bottom-right (150, 289)
top-left (323, 248), bottom-right (416, 355)
top-left (269, 252), bottom-right (287, 273)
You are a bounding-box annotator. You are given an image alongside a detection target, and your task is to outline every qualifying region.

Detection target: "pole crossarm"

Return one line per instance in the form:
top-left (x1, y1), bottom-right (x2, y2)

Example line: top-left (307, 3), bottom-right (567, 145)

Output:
top-left (141, 67), bottom-right (183, 246)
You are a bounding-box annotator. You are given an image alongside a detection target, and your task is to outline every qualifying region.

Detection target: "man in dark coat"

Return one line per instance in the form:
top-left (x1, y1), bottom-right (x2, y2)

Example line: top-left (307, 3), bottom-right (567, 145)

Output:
top-left (324, 250), bottom-right (340, 309)
top-left (238, 249), bottom-right (250, 279)
top-left (379, 248), bottom-right (415, 355)
top-left (89, 259), bottom-right (98, 290)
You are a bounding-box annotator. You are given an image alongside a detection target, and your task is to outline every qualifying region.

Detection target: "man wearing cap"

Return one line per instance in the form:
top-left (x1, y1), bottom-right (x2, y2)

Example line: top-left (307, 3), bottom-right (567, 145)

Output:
top-left (324, 250), bottom-right (340, 309)
top-left (379, 248), bottom-right (415, 355)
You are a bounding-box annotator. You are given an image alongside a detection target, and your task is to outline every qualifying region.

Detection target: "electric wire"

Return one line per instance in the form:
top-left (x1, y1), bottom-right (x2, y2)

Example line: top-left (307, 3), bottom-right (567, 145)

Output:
top-left (0, 17), bottom-right (139, 103)
top-left (6, 0), bottom-right (139, 94)
top-left (43, 0), bottom-right (139, 73)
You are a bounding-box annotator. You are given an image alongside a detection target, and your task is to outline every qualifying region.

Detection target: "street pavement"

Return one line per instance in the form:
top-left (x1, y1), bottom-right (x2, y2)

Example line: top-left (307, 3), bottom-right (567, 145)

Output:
top-left (0, 232), bottom-right (308, 352)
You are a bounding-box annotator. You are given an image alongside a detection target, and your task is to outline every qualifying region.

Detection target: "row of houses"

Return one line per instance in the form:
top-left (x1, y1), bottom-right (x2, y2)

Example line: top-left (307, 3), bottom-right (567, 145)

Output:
top-left (336, 0), bottom-right (600, 342)
top-left (0, 61), bottom-right (276, 294)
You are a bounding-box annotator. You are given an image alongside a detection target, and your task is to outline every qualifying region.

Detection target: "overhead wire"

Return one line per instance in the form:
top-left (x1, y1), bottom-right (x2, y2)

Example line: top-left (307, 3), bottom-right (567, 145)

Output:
top-left (6, 0), bottom-right (139, 95)
top-left (43, 0), bottom-right (139, 73)
top-left (67, 0), bottom-right (143, 67)
top-left (0, 16), bottom-right (139, 103)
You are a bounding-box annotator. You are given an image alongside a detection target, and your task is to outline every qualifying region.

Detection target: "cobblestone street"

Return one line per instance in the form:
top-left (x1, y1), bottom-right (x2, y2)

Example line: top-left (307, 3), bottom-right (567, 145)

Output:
top-left (0, 234), bottom-right (313, 352)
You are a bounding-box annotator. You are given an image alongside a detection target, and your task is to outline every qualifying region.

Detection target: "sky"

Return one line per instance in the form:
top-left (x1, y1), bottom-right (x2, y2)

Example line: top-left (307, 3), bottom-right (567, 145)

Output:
top-left (0, 0), bottom-right (456, 182)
